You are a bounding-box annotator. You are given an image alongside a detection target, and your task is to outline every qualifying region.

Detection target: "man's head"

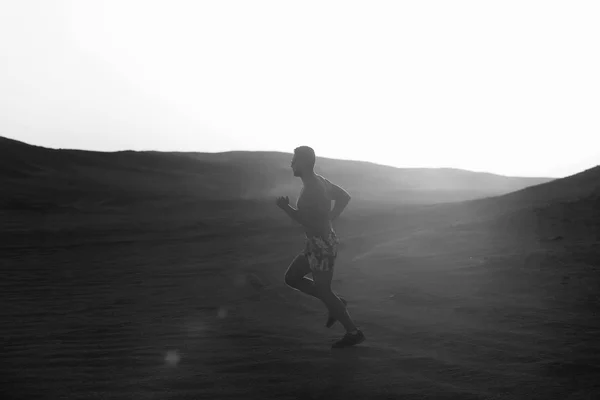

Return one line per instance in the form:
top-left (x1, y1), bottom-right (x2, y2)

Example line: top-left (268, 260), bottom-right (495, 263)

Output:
top-left (291, 146), bottom-right (316, 177)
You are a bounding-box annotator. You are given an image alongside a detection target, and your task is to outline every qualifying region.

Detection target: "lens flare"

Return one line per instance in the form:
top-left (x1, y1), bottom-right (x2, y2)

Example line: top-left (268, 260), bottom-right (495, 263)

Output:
top-left (165, 350), bottom-right (181, 366)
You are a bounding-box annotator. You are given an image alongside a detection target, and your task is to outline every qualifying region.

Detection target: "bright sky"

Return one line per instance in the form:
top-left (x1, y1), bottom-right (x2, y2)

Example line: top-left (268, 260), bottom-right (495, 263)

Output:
top-left (1, 1), bottom-right (599, 177)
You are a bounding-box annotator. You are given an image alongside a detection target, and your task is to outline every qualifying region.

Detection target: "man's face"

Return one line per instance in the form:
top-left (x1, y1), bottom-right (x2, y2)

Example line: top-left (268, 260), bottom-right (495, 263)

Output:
top-left (291, 154), bottom-right (302, 177)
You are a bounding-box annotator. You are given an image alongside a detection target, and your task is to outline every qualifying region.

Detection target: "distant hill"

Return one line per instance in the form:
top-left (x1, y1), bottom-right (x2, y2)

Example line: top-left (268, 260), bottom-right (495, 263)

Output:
top-left (459, 164), bottom-right (599, 216)
top-left (190, 151), bottom-right (552, 204)
top-left (439, 165), bottom-right (600, 240)
top-left (0, 136), bottom-right (553, 211)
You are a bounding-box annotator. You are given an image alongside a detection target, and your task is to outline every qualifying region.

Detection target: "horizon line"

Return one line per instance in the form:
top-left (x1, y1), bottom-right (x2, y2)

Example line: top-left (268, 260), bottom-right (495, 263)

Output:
top-left (0, 134), bottom-right (573, 180)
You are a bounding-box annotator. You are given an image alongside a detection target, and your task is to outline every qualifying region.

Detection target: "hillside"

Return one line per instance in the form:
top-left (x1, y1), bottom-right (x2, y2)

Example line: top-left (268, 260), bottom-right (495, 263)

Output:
top-left (339, 162), bottom-right (600, 257)
top-left (459, 165), bottom-right (600, 240)
top-left (466, 164), bottom-right (600, 213)
top-left (0, 136), bottom-right (552, 211)
top-left (2, 136), bottom-right (599, 399)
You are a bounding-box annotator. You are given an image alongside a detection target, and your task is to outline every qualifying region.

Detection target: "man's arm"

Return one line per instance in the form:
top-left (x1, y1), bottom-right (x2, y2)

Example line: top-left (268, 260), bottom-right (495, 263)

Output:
top-left (282, 204), bottom-right (305, 225)
top-left (328, 181), bottom-right (351, 221)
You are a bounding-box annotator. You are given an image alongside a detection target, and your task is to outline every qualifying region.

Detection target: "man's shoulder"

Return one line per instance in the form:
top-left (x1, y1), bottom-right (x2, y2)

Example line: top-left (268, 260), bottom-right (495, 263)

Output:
top-left (316, 174), bottom-right (334, 187)
top-left (313, 175), bottom-right (335, 200)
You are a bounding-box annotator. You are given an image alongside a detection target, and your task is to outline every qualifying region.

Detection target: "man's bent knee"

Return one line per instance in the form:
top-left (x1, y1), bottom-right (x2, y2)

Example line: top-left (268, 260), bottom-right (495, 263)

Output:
top-left (285, 255), bottom-right (310, 288)
top-left (284, 274), bottom-right (299, 288)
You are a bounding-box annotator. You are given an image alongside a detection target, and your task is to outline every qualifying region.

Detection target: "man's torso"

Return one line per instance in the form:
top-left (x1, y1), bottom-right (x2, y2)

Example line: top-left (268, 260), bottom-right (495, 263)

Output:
top-left (296, 174), bottom-right (333, 238)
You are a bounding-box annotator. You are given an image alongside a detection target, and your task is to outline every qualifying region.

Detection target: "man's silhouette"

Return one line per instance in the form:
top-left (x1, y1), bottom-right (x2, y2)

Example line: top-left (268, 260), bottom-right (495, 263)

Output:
top-left (276, 146), bottom-right (365, 348)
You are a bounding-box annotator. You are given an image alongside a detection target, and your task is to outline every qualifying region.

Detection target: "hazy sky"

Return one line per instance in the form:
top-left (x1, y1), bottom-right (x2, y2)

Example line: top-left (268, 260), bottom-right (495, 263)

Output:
top-left (1, 1), bottom-right (599, 177)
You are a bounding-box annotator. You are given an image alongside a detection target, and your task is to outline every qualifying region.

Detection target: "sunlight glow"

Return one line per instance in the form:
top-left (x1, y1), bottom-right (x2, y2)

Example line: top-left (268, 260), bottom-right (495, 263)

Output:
top-left (1, 1), bottom-right (599, 177)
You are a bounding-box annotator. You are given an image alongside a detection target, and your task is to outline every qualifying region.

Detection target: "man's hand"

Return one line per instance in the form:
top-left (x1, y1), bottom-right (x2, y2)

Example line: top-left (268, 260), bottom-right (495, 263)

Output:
top-left (276, 196), bottom-right (290, 210)
top-left (277, 197), bottom-right (310, 228)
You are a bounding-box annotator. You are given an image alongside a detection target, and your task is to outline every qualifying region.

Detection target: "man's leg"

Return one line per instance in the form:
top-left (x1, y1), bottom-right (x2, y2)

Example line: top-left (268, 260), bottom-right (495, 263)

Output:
top-left (284, 254), bottom-right (319, 297)
top-left (313, 268), bottom-right (365, 348)
top-left (284, 255), bottom-right (346, 314)
top-left (311, 269), bottom-right (357, 333)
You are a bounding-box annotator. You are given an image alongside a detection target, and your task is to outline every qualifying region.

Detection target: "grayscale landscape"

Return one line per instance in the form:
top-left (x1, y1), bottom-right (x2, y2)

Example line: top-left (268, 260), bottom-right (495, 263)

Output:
top-left (2, 136), bottom-right (599, 399)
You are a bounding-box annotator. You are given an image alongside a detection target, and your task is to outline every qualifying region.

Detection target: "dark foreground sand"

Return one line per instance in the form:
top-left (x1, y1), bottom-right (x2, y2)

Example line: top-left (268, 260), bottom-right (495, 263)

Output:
top-left (2, 202), bottom-right (599, 400)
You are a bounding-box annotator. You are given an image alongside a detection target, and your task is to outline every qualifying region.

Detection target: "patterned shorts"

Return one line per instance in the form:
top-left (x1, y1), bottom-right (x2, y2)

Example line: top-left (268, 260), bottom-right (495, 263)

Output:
top-left (303, 231), bottom-right (339, 272)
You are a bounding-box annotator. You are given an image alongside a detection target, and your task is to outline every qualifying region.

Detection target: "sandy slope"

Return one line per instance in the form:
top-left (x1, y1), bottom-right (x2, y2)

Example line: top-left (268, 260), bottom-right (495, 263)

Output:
top-left (0, 136), bottom-right (553, 210)
top-left (2, 200), bottom-right (599, 399)
top-left (1, 141), bottom-right (597, 399)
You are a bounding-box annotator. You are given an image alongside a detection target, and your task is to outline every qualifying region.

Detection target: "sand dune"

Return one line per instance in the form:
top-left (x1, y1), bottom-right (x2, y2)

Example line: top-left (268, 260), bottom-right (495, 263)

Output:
top-left (1, 136), bottom-right (552, 210)
top-left (2, 139), bottom-right (599, 399)
top-left (3, 203), bottom-right (599, 399)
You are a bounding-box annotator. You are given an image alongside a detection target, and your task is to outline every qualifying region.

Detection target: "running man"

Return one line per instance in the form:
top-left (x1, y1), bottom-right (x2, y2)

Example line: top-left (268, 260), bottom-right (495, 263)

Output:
top-left (276, 146), bottom-right (365, 348)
